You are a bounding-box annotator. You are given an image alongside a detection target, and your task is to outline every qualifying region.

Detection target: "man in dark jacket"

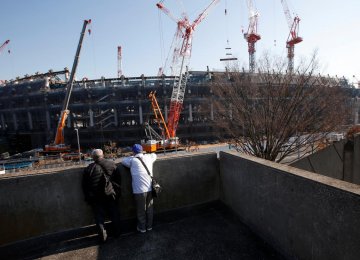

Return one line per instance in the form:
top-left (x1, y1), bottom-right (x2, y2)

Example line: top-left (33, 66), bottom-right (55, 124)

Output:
top-left (82, 149), bottom-right (121, 242)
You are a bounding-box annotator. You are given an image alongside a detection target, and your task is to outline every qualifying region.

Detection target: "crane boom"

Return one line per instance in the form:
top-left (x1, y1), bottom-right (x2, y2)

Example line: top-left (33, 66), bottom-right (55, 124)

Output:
top-left (161, 0), bottom-right (219, 138)
top-left (244, 0), bottom-right (261, 72)
top-left (0, 40), bottom-right (10, 54)
top-left (279, 0), bottom-right (302, 72)
top-left (192, 0), bottom-right (220, 29)
top-left (45, 19), bottom-right (91, 152)
top-left (156, 1), bottom-right (180, 24)
top-left (62, 20), bottom-right (91, 112)
top-left (149, 91), bottom-right (170, 139)
top-left (280, 0), bottom-right (292, 29)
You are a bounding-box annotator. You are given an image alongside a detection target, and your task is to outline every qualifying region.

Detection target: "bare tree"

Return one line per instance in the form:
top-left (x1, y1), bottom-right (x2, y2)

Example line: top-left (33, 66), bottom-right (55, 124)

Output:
top-left (211, 53), bottom-right (349, 163)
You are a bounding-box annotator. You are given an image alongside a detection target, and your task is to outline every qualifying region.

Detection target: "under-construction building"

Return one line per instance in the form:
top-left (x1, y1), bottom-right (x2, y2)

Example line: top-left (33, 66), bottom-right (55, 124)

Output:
top-left (0, 69), bottom-right (220, 153)
top-left (0, 68), bottom-right (359, 154)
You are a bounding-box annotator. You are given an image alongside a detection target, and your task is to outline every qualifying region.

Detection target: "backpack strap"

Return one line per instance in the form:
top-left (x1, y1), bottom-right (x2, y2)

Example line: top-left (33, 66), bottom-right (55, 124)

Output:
top-left (136, 157), bottom-right (152, 179)
top-left (89, 163), bottom-right (97, 176)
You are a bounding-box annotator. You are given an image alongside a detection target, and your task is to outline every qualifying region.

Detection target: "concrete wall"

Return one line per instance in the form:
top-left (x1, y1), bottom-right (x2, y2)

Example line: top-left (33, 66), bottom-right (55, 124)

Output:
top-left (291, 135), bottom-right (360, 185)
top-left (0, 153), bottom-right (219, 246)
top-left (220, 151), bottom-right (360, 260)
top-left (291, 140), bottom-right (345, 180)
top-left (3, 149), bottom-right (360, 259)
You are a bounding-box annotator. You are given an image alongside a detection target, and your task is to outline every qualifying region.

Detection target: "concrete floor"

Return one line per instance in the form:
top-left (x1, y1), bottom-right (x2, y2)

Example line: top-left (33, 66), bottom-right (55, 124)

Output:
top-left (2, 203), bottom-right (285, 260)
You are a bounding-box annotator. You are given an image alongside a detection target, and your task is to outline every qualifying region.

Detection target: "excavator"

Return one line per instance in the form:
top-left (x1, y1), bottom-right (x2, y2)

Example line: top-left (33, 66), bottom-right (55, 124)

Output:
top-left (44, 19), bottom-right (91, 153)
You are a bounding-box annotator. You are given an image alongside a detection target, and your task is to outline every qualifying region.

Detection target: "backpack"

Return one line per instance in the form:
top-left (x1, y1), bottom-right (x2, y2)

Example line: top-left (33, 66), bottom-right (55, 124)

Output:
top-left (95, 163), bottom-right (121, 200)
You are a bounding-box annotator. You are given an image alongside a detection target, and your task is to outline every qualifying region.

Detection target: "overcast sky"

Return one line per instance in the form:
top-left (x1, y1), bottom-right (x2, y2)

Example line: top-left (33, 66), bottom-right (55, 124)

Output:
top-left (0, 0), bottom-right (359, 84)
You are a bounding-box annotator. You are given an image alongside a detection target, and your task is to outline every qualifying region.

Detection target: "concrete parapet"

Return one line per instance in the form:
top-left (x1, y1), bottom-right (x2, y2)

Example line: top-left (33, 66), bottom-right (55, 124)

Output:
top-left (220, 151), bottom-right (360, 260)
top-left (353, 134), bottom-right (360, 184)
top-left (291, 140), bottom-right (345, 181)
top-left (0, 152), bottom-right (219, 246)
top-left (2, 150), bottom-right (360, 259)
top-left (291, 136), bottom-right (360, 185)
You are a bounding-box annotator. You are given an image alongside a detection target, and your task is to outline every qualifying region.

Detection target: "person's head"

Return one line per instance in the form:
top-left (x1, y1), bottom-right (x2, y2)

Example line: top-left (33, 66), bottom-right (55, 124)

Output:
top-left (132, 144), bottom-right (143, 154)
top-left (91, 149), bottom-right (104, 161)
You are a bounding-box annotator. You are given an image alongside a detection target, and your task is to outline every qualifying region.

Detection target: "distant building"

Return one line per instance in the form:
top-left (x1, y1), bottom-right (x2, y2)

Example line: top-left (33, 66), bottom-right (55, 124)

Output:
top-left (0, 69), bottom-right (358, 153)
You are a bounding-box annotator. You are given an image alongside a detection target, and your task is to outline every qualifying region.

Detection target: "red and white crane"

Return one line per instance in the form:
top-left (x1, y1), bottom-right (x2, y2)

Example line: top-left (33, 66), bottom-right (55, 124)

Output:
top-left (157, 0), bottom-right (219, 140)
top-left (117, 46), bottom-right (123, 78)
top-left (244, 0), bottom-right (260, 73)
top-left (280, 0), bottom-right (302, 72)
top-left (0, 40), bottom-right (10, 55)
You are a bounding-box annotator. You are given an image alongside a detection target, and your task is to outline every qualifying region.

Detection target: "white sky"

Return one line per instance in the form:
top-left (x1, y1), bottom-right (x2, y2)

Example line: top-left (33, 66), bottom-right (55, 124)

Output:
top-left (0, 0), bottom-right (359, 84)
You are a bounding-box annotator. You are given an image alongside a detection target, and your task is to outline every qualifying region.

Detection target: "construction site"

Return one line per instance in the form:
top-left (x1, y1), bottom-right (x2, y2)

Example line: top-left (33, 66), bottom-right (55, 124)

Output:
top-left (1, 1), bottom-right (360, 259)
top-left (0, 0), bottom-right (359, 168)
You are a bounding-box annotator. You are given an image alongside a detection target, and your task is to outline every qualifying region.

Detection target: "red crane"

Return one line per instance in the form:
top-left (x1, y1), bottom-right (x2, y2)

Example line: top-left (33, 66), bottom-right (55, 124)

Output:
top-left (280, 0), bottom-right (302, 72)
top-left (117, 46), bottom-right (122, 78)
top-left (244, 0), bottom-right (260, 73)
top-left (0, 40), bottom-right (10, 55)
top-left (157, 0), bottom-right (219, 140)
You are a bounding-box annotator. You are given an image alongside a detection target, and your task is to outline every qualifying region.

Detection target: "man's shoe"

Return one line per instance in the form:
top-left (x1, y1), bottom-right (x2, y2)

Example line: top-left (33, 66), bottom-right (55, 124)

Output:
top-left (137, 226), bottom-right (146, 233)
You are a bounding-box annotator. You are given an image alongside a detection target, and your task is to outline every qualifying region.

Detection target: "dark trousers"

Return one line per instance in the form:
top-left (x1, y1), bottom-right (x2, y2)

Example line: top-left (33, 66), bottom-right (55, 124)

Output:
top-left (134, 191), bottom-right (153, 231)
top-left (91, 197), bottom-right (121, 236)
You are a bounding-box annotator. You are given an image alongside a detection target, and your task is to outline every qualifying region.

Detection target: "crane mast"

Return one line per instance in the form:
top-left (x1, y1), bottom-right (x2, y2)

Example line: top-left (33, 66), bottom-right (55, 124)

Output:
top-left (45, 19), bottom-right (91, 152)
top-left (0, 40), bottom-right (10, 55)
top-left (280, 0), bottom-right (302, 72)
top-left (157, 0), bottom-right (219, 139)
top-left (117, 46), bottom-right (122, 78)
top-left (244, 0), bottom-right (261, 73)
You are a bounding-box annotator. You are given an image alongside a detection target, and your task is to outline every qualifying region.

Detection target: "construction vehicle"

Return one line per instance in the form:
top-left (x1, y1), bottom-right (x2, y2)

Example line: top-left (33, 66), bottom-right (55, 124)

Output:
top-left (280, 0), bottom-right (302, 73)
top-left (143, 91), bottom-right (173, 152)
top-left (44, 19), bottom-right (91, 153)
top-left (142, 1), bottom-right (219, 152)
top-left (243, 0), bottom-right (260, 73)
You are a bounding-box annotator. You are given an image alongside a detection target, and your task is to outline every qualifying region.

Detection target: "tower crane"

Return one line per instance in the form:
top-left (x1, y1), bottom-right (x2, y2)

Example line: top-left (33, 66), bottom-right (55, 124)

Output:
top-left (244, 0), bottom-right (260, 73)
top-left (0, 40), bottom-right (10, 55)
top-left (280, 0), bottom-right (302, 73)
top-left (158, 0), bottom-right (219, 136)
top-left (44, 19), bottom-right (91, 153)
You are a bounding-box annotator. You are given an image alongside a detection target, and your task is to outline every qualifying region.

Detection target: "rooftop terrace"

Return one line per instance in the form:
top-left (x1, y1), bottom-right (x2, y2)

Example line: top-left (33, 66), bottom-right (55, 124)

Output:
top-left (0, 151), bottom-right (359, 259)
top-left (1, 203), bottom-right (284, 259)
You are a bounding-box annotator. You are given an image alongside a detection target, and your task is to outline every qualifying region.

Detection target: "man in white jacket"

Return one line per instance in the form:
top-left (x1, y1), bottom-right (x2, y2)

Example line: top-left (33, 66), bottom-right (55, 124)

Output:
top-left (121, 144), bottom-right (157, 233)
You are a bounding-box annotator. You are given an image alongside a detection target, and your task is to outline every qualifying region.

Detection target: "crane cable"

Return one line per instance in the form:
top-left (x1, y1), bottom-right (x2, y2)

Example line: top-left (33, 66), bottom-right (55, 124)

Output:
top-left (158, 8), bottom-right (165, 71)
top-left (273, 0), bottom-right (277, 47)
top-left (5, 41), bottom-right (15, 81)
top-left (223, 0), bottom-right (236, 60)
top-left (223, 0), bottom-right (232, 55)
top-left (157, 1), bottom-right (179, 76)
top-left (86, 21), bottom-right (97, 79)
top-left (225, 0), bottom-right (229, 47)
